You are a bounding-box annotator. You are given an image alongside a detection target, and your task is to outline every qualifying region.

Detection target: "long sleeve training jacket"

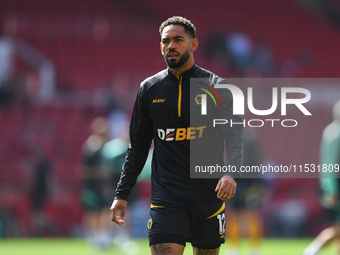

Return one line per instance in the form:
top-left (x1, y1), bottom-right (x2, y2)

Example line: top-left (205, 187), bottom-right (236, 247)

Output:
top-left (115, 64), bottom-right (243, 203)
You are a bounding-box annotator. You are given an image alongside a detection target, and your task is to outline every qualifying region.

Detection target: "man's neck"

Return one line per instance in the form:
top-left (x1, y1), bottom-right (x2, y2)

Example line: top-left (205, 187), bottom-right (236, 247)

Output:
top-left (169, 59), bottom-right (195, 77)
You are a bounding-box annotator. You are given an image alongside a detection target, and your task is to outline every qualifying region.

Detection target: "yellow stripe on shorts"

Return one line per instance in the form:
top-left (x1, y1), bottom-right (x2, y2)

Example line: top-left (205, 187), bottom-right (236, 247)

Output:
top-left (206, 202), bottom-right (225, 219)
top-left (151, 203), bottom-right (165, 209)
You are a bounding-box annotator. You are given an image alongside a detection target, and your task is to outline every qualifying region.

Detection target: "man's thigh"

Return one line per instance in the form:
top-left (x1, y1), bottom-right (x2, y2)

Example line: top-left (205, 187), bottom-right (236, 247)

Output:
top-left (147, 199), bottom-right (225, 250)
top-left (148, 199), bottom-right (190, 247)
top-left (190, 201), bottom-right (226, 250)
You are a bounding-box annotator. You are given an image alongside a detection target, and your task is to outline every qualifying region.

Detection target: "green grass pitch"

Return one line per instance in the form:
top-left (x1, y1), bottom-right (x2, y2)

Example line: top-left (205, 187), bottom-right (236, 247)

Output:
top-left (0, 238), bottom-right (335, 255)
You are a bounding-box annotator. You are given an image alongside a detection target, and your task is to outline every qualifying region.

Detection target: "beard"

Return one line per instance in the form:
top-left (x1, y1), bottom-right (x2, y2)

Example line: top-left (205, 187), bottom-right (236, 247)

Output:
top-left (165, 48), bottom-right (190, 69)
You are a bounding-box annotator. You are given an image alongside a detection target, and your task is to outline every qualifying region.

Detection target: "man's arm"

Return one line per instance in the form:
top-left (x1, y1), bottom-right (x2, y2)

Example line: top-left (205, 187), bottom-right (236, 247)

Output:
top-left (111, 84), bottom-right (153, 223)
top-left (214, 80), bottom-right (244, 200)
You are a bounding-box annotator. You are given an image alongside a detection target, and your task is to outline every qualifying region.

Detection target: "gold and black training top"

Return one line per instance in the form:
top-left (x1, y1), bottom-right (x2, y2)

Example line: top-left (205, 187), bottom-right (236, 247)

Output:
top-left (114, 64), bottom-right (243, 202)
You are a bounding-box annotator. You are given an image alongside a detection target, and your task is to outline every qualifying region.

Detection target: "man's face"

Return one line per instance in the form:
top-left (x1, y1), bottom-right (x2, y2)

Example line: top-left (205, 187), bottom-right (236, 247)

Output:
top-left (160, 25), bottom-right (193, 69)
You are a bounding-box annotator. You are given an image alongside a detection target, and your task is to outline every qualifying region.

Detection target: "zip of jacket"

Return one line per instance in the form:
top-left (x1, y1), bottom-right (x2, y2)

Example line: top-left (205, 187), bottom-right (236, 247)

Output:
top-left (172, 72), bottom-right (183, 118)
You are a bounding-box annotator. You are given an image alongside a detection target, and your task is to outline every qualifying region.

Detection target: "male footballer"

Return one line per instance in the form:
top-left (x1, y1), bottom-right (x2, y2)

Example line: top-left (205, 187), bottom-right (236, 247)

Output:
top-left (110, 16), bottom-right (243, 255)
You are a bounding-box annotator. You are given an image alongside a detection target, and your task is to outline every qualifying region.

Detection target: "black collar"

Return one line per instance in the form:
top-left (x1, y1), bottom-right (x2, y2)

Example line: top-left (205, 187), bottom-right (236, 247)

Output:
top-left (168, 64), bottom-right (198, 80)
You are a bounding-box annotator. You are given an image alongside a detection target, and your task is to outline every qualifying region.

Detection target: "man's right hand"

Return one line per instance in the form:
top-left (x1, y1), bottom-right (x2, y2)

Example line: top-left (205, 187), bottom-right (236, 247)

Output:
top-left (110, 199), bottom-right (127, 225)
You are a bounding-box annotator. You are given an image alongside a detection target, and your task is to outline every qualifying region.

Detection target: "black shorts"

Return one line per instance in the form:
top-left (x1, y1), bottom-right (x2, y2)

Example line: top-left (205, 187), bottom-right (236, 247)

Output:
top-left (147, 198), bottom-right (225, 249)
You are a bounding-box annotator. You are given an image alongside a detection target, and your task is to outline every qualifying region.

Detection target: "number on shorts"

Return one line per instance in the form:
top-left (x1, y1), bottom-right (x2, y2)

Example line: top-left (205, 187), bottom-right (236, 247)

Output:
top-left (217, 213), bottom-right (225, 235)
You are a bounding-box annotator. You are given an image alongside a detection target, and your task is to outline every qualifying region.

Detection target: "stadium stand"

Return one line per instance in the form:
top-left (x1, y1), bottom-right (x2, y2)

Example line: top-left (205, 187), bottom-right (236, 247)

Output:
top-left (0, 0), bottom-right (339, 236)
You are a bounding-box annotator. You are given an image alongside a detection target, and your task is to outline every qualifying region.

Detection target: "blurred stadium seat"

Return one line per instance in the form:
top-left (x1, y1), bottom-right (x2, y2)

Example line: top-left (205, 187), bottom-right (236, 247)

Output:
top-left (0, 0), bottom-right (339, 237)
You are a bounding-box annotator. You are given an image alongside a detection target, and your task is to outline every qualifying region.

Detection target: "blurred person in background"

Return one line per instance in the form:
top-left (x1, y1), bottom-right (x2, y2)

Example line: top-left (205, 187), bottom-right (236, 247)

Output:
top-left (248, 38), bottom-right (276, 77)
top-left (110, 16), bottom-right (243, 255)
top-left (0, 35), bottom-right (14, 87)
top-left (101, 130), bottom-right (132, 252)
top-left (81, 117), bottom-right (112, 250)
top-left (29, 148), bottom-right (53, 236)
top-left (302, 99), bottom-right (340, 255)
top-left (104, 74), bottom-right (132, 140)
top-left (0, 14), bottom-right (16, 88)
top-left (224, 27), bottom-right (253, 77)
top-left (225, 128), bottom-right (264, 255)
top-left (0, 14), bottom-right (18, 107)
top-left (205, 30), bottom-right (230, 70)
top-left (102, 129), bottom-right (152, 254)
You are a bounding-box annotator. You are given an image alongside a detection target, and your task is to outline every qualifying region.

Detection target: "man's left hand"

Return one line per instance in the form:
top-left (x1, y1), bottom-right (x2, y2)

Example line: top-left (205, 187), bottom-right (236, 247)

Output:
top-left (215, 175), bottom-right (237, 200)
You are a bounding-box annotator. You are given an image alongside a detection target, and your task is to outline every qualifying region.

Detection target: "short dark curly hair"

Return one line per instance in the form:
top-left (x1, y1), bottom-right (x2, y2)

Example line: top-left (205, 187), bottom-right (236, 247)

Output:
top-left (159, 16), bottom-right (196, 39)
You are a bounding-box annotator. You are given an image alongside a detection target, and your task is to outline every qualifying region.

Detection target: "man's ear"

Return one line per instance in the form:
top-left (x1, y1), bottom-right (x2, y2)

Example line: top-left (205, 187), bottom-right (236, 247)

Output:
top-left (191, 38), bottom-right (199, 52)
top-left (160, 42), bottom-right (164, 55)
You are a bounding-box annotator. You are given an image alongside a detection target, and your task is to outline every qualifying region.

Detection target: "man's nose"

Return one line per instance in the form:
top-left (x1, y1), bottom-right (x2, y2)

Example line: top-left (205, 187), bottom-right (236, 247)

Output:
top-left (168, 40), bottom-right (176, 50)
